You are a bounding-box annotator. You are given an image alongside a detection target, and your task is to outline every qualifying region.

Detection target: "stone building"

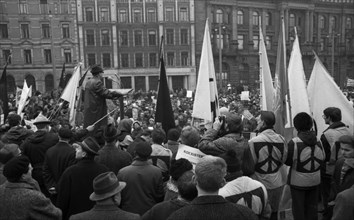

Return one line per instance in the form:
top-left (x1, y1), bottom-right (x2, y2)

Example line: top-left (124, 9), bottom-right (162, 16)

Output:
top-left (195, 0), bottom-right (354, 90)
top-left (1, 0), bottom-right (353, 93)
top-left (0, 0), bottom-right (79, 93)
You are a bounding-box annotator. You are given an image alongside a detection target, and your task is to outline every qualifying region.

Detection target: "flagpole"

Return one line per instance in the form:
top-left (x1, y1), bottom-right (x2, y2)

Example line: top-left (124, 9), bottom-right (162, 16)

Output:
top-left (259, 16), bottom-right (263, 110)
top-left (91, 106), bottom-right (120, 127)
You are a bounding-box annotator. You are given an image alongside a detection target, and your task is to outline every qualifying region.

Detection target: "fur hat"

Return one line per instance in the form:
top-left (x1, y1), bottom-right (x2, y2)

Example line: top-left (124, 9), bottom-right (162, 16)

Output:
top-left (91, 64), bottom-right (104, 75)
top-left (3, 155), bottom-right (30, 182)
top-left (170, 158), bottom-right (193, 181)
top-left (90, 172), bottom-right (126, 201)
top-left (135, 142), bottom-right (152, 158)
top-left (103, 124), bottom-right (120, 141)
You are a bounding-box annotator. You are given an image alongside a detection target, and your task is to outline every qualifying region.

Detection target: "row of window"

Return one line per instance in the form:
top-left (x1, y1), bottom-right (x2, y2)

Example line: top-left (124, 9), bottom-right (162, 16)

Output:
top-left (85, 28), bottom-right (189, 47)
top-left (86, 52), bottom-right (190, 68)
top-left (214, 9), bottom-right (353, 30)
top-left (0, 23), bottom-right (70, 39)
top-left (18, 0), bottom-right (70, 15)
top-left (1, 49), bottom-right (72, 65)
top-left (84, 6), bottom-right (189, 23)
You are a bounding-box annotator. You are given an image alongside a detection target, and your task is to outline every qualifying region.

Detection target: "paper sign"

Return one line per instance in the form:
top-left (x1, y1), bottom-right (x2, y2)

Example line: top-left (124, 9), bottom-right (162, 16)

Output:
top-left (186, 90), bottom-right (193, 98)
top-left (242, 109), bottom-right (254, 120)
top-left (240, 91), bottom-right (250, 101)
top-left (175, 144), bottom-right (206, 168)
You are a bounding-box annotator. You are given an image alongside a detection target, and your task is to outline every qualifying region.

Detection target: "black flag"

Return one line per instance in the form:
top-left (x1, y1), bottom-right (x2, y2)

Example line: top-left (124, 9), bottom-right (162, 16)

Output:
top-left (59, 63), bottom-right (66, 89)
top-left (0, 62), bottom-right (9, 122)
top-left (155, 57), bottom-right (175, 134)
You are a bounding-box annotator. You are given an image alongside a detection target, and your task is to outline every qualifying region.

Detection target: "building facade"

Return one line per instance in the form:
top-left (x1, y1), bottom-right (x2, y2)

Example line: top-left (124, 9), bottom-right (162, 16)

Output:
top-left (1, 0), bottom-right (353, 94)
top-left (195, 0), bottom-right (354, 90)
top-left (77, 0), bottom-right (196, 92)
top-left (0, 0), bottom-right (79, 93)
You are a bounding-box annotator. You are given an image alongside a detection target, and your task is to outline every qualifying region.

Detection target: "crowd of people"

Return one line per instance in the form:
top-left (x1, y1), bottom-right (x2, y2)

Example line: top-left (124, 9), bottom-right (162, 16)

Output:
top-left (0, 66), bottom-right (353, 220)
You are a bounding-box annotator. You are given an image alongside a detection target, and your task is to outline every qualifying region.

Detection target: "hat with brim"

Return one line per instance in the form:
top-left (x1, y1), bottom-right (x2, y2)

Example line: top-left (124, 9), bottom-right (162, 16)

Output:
top-left (33, 114), bottom-right (51, 125)
top-left (80, 137), bottom-right (100, 155)
top-left (90, 172), bottom-right (126, 201)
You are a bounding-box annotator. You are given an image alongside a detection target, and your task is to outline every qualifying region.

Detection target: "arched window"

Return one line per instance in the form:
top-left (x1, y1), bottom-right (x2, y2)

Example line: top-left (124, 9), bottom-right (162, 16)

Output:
top-left (216, 9), bottom-right (223, 24)
top-left (45, 74), bottom-right (54, 92)
top-left (240, 63), bottom-right (249, 85)
top-left (330, 16), bottom-right (336, 31)
top-left (289, 13), bottom-right (295, 27)
top-left (346, 17), bottom-right (352, 29)
top-left (319, 15), bottom-right (325, 29)
top-left (237, 10), bottom-right (243, 25)
top-left (265, 12), bottom-right (272, 26)
top-left (25, 74), bottom-right (36, 92)
top-left (253, 11), bottom-right (259, 26)
top-left (6, 75), bottom-right (16, 94)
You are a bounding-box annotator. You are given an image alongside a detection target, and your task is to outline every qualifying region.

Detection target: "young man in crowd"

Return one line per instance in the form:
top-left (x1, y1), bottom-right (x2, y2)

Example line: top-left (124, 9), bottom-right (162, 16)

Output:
top-left (167, 155), bottom-right (257, 220)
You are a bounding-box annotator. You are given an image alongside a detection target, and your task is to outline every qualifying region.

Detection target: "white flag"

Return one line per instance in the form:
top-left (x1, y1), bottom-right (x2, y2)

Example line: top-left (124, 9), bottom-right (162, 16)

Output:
top-left (17, 80), bottom-right (31, 115)
top-left (60, 64), bottom-right (82, 127)
top-left (308, 54), bottom-right (354, 138)
top-left (259, 26), bottom-right (274, 111)
top-left (192, 19), bottom-right (219, 122)
top-left (287, 29), bottom-right (311, 125)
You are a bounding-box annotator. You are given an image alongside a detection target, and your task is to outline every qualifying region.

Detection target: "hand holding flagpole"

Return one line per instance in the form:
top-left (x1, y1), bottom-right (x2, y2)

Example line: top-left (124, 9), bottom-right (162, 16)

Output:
top-left (90, 106), bottom-right (120, 127)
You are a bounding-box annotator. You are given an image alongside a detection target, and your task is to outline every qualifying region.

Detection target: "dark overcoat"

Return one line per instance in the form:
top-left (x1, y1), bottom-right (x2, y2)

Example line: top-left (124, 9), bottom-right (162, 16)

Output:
top-left (166, 195), bottom-right (258, 220)
top-left (43, 140), bottom-right (76, 189)
top-left (69, 204), bottom-right (141, 220)
top-left (83, 76), bottom-right (118, 129)
top-left (56, 158), bottom-right (109, 220)
top-left (117, 160), bottom-right (165, 216)
top-left (21, 130), bottom-right (59, 195)
top-left (95, 142), bottom-right (132, 174)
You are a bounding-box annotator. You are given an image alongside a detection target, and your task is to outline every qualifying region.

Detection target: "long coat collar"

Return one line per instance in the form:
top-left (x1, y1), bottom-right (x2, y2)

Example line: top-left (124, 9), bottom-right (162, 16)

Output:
top-left (192, 195), bottom-right (227, 205)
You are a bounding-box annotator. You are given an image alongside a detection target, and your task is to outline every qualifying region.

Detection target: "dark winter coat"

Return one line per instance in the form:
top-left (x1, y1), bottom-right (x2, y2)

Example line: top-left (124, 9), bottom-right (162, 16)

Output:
top-left (43, 140), bottom-right (76, 190)
top-left (95, 142), bottom-right (132, 174)
top-left (142, 198), bottom-right (189, 220)
top-left (1, 126), bottom-right (33, 146)
top-left (56, 158), bottom-right (109, 220)
top-left (83, 75), bottom-right (120, 130)
top-left (0, 180), bottom-right (62, 220)
top-left (117, 160), bottom-right (165, 216)
top-left (166, 195), bottom-right (257, 220)
top-left (69, 204), bottom-right (141, 220)
top-left (21, 130), bottom-right (59, 195)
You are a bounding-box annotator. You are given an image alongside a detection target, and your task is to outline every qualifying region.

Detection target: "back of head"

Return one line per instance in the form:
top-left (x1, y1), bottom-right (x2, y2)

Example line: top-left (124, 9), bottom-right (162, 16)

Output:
top-left (180, 126), bottom-right (200, 147)
top-left (170, 158), bottom-right (193, 181)
top-left (293, 112), bottom-right (313, 132)
top-left (323, 107), bottom-right (342, 122)
top-left (338, 135), bottom-right (354, 148)
top-left (103, 124), bottom-right (120, 143)
top-left (58, 127), bottom-right (73, 140)
top-left (176, 170), bottom-right (198, 201)
top-left (167, 128), bottom-right (181, 142)
top-left (7, 114), bottom-right (21, 127)
top-left (195, 155), bottom-right (227, 193)
top-left (260, 111), bottom-right (276, 127)
top-left (224, 112), bottom-right (243, 133)
top-left (135, 141), bottom-right (152, 159)
top-left (3, 155), bottom-right (30, 182)
top-left (152, 128), bottom-right (166, 145)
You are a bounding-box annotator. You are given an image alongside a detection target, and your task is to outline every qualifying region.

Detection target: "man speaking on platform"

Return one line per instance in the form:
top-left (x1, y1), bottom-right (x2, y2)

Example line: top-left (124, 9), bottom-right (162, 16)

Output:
top-left (84, 64), bottom-right (124, 131)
